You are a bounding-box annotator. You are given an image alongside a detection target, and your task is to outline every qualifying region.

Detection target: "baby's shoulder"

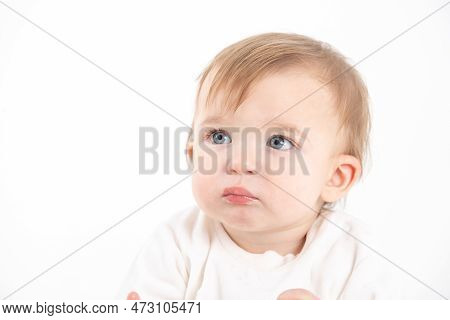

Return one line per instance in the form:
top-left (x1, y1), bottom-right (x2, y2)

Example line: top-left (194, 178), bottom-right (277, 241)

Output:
top-left (165, 204), bottom-right (211, 232)
top-left (322, 208), bottom-right (372, 236)
top-left (310, 208), bottom-right (376, 261)
top-left (156, 204), bottom-right (215, 251)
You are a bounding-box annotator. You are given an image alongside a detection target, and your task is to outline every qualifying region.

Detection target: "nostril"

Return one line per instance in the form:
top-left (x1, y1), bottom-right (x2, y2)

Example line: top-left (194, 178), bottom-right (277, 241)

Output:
top-left (226, 155), bottom-right (258, 175)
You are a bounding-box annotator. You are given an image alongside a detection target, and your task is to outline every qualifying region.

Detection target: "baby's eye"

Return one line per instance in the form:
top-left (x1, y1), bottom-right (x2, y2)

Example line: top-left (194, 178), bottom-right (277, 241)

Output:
top-left (210, 130), bottom-right (232, 144)
top-left (267, 135), bottom-right (294, 150)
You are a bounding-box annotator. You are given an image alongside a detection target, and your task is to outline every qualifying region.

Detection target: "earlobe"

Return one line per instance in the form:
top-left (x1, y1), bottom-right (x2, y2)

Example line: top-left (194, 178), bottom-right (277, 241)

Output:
top-left (321, 155), bottom-right (361, 203)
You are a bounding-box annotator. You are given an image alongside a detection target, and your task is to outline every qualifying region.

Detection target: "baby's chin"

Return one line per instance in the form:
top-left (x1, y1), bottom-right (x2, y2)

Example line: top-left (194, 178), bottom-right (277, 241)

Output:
top-left (203, 203), bottom-right (269, 232)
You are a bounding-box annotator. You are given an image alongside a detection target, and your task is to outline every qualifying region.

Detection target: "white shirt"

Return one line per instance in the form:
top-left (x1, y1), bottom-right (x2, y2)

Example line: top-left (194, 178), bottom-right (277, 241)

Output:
top-left (117, 205), bottom-right (401, 299)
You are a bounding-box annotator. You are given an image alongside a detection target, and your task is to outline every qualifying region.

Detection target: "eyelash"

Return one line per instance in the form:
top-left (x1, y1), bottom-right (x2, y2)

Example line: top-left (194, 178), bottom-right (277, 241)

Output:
top-left (203, 128), bottom-right (221, 139)
top-left (202, 128), bottom-right (301, 150)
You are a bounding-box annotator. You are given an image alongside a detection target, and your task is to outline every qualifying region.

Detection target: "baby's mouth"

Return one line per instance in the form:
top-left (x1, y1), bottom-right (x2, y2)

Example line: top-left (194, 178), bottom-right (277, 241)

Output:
top-left (223, 194), bottom-right (257, 205)
top-left (222, 186), bottom-right (258, 205)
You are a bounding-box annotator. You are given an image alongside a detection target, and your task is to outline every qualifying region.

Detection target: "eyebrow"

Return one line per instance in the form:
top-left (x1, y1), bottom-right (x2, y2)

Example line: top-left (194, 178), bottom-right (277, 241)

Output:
top-left (199, 115), bottom-right (232, 126)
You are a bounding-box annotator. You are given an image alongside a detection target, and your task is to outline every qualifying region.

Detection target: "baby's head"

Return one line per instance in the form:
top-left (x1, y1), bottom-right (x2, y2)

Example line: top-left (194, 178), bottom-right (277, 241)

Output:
top-left (186, 32), bottom-right (370, 233)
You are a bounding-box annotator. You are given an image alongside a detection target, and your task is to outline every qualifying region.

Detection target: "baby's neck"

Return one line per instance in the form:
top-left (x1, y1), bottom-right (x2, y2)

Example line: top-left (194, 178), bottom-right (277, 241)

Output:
top-left (222, 220), bottom-right (315, 256)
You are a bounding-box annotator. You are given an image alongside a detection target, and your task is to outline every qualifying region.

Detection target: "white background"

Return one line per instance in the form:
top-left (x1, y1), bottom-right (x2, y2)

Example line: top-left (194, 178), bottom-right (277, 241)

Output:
top-left (0, 0), bottom-right (449, 300)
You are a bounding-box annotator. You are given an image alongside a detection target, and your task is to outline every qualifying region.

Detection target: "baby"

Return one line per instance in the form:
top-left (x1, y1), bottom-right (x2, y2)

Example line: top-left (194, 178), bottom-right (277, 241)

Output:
top-left (118, 32), bottom-right (397, 300)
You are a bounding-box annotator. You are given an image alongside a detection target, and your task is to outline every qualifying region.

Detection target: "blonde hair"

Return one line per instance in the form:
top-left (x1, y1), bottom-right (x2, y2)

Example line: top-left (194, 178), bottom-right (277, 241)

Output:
top-left (188, 32), bottom-right (371, 211)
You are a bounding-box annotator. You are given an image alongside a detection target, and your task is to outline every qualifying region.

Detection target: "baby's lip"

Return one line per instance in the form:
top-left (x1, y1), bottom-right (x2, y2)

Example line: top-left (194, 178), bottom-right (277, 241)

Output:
top-left (222, 186), bottom-right (258, 199)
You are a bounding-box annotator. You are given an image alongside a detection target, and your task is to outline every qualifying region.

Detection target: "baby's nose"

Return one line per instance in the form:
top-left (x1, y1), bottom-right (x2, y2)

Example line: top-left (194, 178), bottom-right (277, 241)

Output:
top-left (226, 137), bottom-right (260, 175)
top-left (227, 158), bottom-right (257, 175)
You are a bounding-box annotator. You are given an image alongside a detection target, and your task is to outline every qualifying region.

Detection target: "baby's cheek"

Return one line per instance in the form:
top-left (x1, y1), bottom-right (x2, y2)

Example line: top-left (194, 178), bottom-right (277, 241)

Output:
top-left (192, 173), bottom-right (216, 206)
top-left (193, 143), bottom-right (220, 172)
top-left (269, 174), bottom-right (321, 213)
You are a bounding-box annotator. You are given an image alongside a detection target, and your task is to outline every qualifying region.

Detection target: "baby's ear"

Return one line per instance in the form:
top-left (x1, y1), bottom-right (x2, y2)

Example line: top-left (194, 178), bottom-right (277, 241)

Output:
top-left (185, 135), bottom-right (194, 169)
top-left (320, 154), bottom-right (361, 203)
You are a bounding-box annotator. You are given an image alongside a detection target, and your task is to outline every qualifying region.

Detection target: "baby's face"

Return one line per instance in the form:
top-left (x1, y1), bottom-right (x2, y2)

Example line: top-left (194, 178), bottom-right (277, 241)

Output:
top-left (191, 68), bottom-right (345, 232)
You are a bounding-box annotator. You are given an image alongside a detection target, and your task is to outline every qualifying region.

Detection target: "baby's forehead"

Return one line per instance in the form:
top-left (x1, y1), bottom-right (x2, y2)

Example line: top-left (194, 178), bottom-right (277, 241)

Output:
top-left (196, 70), bottom-right (338, 129)
top-left (208, 66), bottom-right (332, 104)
